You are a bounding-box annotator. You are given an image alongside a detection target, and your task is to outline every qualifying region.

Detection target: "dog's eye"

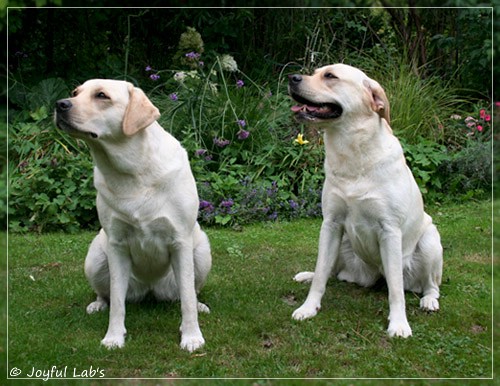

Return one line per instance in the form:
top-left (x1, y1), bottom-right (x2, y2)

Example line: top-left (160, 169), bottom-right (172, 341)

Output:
top-left (71, 89), bottom-right (78, 97)
top-left (96, 92), bottom-right (109, 99)
top-left (324, 73), bottom-right (338, 79)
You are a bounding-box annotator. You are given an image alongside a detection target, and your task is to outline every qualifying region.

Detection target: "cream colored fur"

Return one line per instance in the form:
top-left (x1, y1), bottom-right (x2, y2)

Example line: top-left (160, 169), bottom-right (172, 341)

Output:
top-left (289, 64), bottom-right (443, 338)
top-left (55, 79), bottom-right (211, 351)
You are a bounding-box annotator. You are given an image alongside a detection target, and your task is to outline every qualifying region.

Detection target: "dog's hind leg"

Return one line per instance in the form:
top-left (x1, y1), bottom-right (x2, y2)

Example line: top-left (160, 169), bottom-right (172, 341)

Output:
top-left (193, 224), bottom-right (211, 290)
top-left (293, 271), bottom-right (315, 283)
top-left (295, 237), bottom-right (381, 287)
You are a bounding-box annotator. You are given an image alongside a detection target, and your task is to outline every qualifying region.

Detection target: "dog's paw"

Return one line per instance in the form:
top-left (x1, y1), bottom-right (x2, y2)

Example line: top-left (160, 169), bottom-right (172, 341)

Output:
top-left (420, 296), bottom-right (439, 311)
top-left (293, 271), bottom-right (314, 283)
top-left (387, 320), bottom-right (412, 338)
top-left (180, 332), bottom-right (205, 352)
top-left (86, 299), bottom-right (108, 314)
top-left (292, 303), bottom-right (320, 321)
top-left (197, 302), bottom-right (210, 314)
top-left (101, 333), bottom-right (125, 349)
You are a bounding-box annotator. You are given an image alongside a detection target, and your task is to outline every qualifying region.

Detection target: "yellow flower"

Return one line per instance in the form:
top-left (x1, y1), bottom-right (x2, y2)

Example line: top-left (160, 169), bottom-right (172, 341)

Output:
top-left (294, 133), bottom-right (310, 145)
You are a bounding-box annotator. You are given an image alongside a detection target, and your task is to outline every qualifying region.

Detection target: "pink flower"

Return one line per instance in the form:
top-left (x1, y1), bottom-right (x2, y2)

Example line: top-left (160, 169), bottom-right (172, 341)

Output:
top-left (477, 125), bottom-right (483, 132)
top-left (485, 114), bottom-right (491, 122)
top-left (479, 109), bottom-right (486, 119)
top-left (495, 101), bottom-right (500, 108)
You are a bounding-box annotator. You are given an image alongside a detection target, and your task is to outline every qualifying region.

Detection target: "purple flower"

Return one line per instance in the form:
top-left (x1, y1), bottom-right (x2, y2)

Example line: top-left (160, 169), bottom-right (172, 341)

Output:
top-left (237, 129), bottom-right (250, 140)
top-left (289, 200), bottom-right (299, 210)
top-left (200, 200), bottom-right (214, 212)
top-left (199, 61), bottom-right (205, 67)
top-left (221, 199), bottom-right (234, 208)
top-left (169, 93), bottom-right (178, 101)
top-left (150, 74), bottom-right (160, 81)
top-left (214, 137), bottom-right (231, 147)
top-left (185, 51), bottom-right (201, 60)
top-left (145, 65), bottom-right (152, 72)
top-left (236, 79), bottom-right (244, 88)
top-left (195, 149), bottom-right (207, 156)
top-left (269, 211), bottom-right (278, 221)
top-left (237, 119), bottom-right (246, 128)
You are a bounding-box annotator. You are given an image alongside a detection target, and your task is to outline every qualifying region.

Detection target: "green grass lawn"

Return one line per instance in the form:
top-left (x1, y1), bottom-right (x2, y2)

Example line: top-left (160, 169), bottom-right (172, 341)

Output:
top-left (4, 200), bottom-right (494, 383)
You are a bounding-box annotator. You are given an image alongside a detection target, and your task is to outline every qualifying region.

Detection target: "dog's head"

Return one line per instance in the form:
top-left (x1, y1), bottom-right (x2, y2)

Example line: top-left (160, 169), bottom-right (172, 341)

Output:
top-left (288, 64), bottom-right (390, 125)
top-left (55, 79), bottom-right (160, 140)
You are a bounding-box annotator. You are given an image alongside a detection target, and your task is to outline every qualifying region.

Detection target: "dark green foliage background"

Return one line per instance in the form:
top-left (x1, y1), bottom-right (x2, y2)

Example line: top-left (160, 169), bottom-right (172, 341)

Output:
top-left (5, 4), bottom-right (493, 232)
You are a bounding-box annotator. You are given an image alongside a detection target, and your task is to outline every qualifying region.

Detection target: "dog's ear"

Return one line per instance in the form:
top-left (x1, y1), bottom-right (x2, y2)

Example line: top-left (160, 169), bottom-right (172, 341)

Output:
top-left (122, 85), bottom-right (160, 136)
top-left (363, 79), bottom-right (390, 124)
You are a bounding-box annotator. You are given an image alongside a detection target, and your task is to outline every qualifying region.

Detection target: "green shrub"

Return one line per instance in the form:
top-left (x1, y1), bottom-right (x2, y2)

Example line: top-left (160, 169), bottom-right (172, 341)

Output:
top-left (8, 104), bottom-right (97, 233)
top-left (400, 104), bottom-right (492, 201)
top-left (438, 140), bottom-right (492, 200)
top-left (401, 137), bottom-right (450, 195)
top-left (437, 106), bottom-right (492, 200)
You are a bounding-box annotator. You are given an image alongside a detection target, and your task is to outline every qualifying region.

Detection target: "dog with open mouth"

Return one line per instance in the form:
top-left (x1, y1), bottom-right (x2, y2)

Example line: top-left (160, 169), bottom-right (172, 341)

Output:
top-left (288, 64), bottom-right (443, 338)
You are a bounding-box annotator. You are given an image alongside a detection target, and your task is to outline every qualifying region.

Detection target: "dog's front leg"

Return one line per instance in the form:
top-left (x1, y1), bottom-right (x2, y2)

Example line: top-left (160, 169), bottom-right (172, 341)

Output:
top-left (293, 219), bottom-right (343, 320)
top-left (172, 241), bottom-right (205, 352)
top-left (380, 227), bottom-right (412, 338)
top-left (101, 242), bottom-right (130, 349)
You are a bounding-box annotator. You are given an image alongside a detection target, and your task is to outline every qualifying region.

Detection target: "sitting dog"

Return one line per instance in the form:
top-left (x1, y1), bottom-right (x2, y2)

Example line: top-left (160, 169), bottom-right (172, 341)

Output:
top-left (288, 64), bottom-right (443, 337)
top-left (55, 79), bottom-right (211, 351)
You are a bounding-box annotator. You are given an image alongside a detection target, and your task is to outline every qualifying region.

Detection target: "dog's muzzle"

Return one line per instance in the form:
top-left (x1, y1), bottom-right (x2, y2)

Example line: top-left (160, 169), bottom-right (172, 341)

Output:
top-left (55, 99), bottom-right (98, 139)
top-left (56, 98), bottom-right (73, 114)
top-left (288, 74), bottom-right (343, 120)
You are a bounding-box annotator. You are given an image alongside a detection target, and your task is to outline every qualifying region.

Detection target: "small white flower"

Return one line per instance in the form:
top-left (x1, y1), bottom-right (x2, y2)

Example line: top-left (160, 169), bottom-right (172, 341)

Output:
top-left (174, 72), bottom-right (186, 82)
top-left (208, 82), bottom-right (218, 94)
top-left (186, 70), bottom-right (200, 79)
top-left (220, 54), bottom-right (238, 72)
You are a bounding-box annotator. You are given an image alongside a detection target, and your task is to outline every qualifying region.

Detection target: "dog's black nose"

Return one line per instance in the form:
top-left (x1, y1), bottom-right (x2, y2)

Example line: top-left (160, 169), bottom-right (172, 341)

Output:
top-left (288, 74), bottom-right (302, 84)
top-left (55, 99), bottom-right (73, 113)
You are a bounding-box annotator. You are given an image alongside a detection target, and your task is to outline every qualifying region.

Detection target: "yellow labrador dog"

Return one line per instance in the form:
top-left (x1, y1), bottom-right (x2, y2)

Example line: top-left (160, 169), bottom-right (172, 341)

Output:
top-left (55, 79), bottom-right (211, 351)
top-left (288, 64), bottom-right (443, 337)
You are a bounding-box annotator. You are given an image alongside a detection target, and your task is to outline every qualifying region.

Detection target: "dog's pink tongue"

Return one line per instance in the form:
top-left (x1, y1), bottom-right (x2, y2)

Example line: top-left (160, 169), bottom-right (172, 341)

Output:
top-left (291, 105), bottom-right (304, 112)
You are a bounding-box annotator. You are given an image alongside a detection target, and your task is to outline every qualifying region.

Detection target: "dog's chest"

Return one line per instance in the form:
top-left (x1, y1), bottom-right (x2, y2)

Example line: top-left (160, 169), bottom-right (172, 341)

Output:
top-left (344, 206), bottom-right (382, 262)
top-left (124, 218), bottom-right (177, 281)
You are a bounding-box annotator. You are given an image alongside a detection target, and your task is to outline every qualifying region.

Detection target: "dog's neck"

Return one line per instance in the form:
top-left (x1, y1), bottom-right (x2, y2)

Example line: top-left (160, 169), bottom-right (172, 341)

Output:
top-left (322, 115), bottom-right (402, 178)
top-left (86, 122), bottom-right (176, 185)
